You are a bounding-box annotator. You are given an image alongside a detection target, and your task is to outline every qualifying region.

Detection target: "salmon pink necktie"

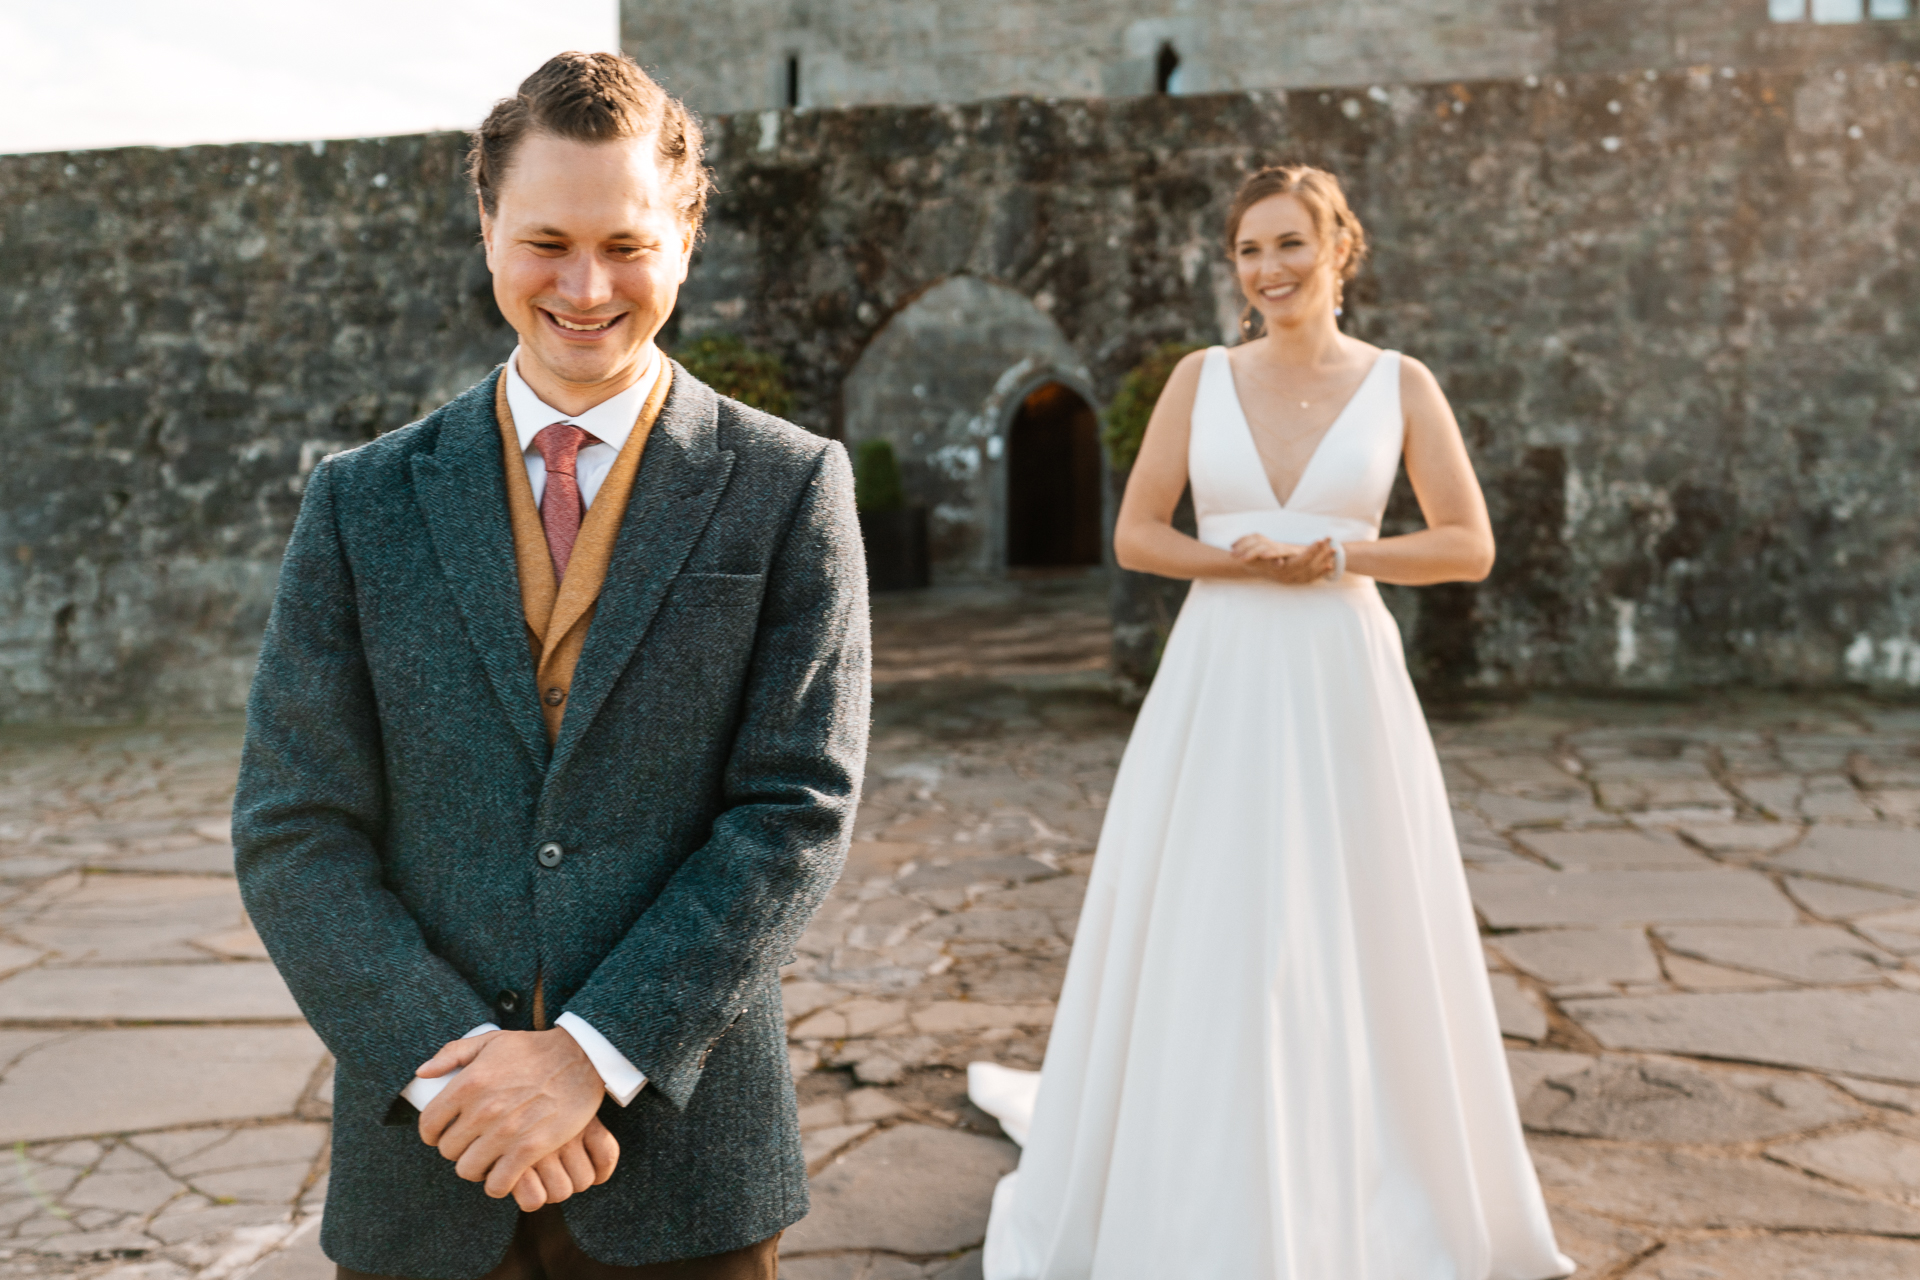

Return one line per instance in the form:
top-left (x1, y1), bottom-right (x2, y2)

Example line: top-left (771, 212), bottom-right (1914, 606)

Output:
top-left (532, 422), bottom-right (597, 579)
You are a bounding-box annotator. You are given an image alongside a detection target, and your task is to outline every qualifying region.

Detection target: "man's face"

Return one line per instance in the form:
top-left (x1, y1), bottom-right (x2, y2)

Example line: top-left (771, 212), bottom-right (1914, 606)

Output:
top-left (480, 131), bottom-right (692, 399)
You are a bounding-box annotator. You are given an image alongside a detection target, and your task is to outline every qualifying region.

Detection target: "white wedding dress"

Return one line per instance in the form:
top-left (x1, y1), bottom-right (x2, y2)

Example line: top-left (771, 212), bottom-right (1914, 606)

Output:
top-left (970, 347), bottom-right (1574, 1280)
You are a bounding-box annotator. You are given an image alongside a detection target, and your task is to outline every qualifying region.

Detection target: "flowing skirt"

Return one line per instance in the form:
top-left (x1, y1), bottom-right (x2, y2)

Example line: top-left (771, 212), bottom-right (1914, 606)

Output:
top-left (972, 576), bottom-right (1573, 1280)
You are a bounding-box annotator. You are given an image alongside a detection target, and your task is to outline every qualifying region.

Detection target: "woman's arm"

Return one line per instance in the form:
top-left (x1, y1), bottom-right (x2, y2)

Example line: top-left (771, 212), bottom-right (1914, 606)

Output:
top-left (1112, 353), bottom-right (1332, 583)
top-left (1340, 357), bottom-right (1495, 586)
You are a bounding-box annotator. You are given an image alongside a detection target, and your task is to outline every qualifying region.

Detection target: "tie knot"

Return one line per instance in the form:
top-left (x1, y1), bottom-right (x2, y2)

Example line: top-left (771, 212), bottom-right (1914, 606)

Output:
top-left (533, 422), bottom-right (595, 477)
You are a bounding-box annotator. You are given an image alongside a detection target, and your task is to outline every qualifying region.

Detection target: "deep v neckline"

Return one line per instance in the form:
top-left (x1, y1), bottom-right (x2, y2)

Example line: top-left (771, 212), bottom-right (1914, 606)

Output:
top-left (1222, 349), bottom-right (1386, 510)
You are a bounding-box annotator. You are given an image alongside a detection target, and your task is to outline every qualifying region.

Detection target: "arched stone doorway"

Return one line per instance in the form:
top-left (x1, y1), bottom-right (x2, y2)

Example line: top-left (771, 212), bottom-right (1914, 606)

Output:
top-left (1006, 381), bottom-right (1102, 568)
top-left (842, 275), bottom-right (1099, 580)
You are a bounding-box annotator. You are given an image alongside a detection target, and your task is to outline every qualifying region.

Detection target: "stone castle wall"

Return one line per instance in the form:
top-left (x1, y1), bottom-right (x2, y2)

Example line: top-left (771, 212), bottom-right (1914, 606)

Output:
top-left (622, 0), bottom-right (1920, 114)
top-left (4, 62), bottom-right (1920, 718)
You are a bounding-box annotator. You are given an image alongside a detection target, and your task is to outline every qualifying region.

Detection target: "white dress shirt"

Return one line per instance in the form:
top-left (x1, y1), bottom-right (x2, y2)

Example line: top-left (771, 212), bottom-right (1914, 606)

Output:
top-left (505, 345), bottom-right (662, 510)
top-left (400, 346), bottom-right (662, 1114)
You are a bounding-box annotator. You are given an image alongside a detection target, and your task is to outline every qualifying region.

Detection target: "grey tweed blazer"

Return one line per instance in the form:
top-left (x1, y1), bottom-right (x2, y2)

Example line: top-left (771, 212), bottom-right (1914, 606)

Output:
top-left (232, 364), bottom-right (869, 1277)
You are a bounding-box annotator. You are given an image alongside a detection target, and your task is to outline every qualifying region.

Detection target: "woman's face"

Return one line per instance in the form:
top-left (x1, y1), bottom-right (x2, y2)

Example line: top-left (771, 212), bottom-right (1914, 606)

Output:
top-left (1233, 193), bottom-right (1344, 332)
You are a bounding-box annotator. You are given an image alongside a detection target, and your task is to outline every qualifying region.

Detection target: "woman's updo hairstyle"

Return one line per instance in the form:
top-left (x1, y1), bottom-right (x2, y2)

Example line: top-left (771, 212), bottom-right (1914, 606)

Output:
top-left (1224, 165), bottom-right (1369, 339)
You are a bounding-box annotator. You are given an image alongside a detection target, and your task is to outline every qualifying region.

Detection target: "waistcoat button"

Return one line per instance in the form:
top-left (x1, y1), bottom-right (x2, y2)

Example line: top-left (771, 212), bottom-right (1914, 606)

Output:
top-left (497, 989), bottom-right (521, 1014)
top-left (536, 842), bottom-right (564, 868)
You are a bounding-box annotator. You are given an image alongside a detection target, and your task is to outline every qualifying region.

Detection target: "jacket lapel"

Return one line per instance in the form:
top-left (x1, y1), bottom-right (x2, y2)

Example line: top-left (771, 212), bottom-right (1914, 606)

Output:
top-left (547, 365), bottom-right (735, 782)
top-left (410, 370), bottom-right (550, 770)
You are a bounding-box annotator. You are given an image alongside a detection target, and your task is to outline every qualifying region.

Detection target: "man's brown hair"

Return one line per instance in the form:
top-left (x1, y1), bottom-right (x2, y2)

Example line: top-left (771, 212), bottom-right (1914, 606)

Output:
top-left (469, 51), bottom-right (710, 233)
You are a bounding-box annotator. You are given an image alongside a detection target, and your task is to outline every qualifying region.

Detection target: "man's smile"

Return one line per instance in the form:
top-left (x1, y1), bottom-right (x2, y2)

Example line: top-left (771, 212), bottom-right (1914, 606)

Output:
top-left (541, 307), bottom-right (625, 336)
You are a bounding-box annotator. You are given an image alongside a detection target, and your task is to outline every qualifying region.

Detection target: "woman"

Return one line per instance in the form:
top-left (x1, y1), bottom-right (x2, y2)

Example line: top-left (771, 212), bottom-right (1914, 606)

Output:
top-left (969, 166), bottom-right (1574, 1279)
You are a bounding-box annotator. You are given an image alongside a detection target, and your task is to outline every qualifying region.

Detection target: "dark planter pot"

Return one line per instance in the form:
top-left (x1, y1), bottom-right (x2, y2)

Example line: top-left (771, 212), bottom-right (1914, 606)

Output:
top-left (859, 506), bottom-right (931, 592)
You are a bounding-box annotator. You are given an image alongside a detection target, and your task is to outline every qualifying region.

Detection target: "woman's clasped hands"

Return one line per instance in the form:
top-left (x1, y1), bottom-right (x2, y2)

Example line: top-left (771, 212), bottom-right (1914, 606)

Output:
top-left (1231, 533), bottom-right (1338, 584)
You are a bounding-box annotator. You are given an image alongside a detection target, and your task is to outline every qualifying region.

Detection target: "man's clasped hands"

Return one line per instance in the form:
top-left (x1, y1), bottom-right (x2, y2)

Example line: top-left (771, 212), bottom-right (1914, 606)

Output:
top-left (414, 1029), bottom-right (619, 1211)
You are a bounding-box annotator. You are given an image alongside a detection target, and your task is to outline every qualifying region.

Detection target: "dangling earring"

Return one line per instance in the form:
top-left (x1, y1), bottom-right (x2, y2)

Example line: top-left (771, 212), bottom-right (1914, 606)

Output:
top-left (1240, 303), bottom-right (1264, 341)
top-left (1334, 279), bottom-right (1345, 318)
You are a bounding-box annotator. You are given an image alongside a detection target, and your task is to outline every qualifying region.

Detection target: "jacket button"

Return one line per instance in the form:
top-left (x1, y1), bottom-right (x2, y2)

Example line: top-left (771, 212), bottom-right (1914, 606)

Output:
top-left (537, 842), bottom-right (564, 868)
top-left (544, 687), bottom-right (566, 706)
top-left (497, 989), bottom-right (521, 1014)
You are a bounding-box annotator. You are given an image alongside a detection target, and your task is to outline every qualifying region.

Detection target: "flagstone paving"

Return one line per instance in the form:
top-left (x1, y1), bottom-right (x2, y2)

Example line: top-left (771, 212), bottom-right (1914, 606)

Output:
top-left (5, 667), bottom-right (1920, 1277)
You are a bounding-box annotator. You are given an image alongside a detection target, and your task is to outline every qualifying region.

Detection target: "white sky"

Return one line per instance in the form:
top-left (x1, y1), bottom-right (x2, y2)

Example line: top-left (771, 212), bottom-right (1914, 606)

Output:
top-left (0, 1), bottom-right (621, 155)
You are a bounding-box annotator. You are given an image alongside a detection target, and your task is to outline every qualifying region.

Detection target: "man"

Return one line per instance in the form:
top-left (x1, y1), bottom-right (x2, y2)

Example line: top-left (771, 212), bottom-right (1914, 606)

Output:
top-left (233, 51), bottom-right (869, 1280)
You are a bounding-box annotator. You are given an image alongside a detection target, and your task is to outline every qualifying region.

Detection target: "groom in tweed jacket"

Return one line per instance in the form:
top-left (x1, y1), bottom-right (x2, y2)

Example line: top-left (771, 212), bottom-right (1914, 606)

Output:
top-left (233, 53), bottom-right (868, 1279)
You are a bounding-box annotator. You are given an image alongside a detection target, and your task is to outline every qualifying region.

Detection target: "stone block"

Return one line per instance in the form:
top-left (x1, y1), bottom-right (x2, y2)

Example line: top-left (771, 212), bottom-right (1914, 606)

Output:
top-left (1531, 1137), bottom-right (1920, 1232)
top-left (783, 983), bottom-right (853, 1026)
top-left (29, 1227), bottom-right (157, 1255)
top-left (1678, 821), bottom-right (1802, 854)
top-left (0, 1026), bottom-right (326, 1143)
top-left (1487, 973), bottom-right (1547, 1041)
top-left (1832, 1075), bottom-right (1920, 1112)
top-left (145, 1198), bottom-right (293, 1244)
top-left (928, 1251), bottom-right (985, 1280)
top-left (844, 1088), bottom-right (905, 1123)
top-left (1874, 790), bottom-right (1920, 822)
top-left (971, 876), bottom-right (1085, 911)
top-left (1630, 1234), bottom-right (1920, 1278)
top-left (1515, 828), bottom-right (1711, 871)
top-left (1854, 905), bottom-right (1920, 956)
top-left (1655, 923), bottom-right (1902, 983)
top-left (158, 1123), bottom-right (328, 1175)
top-left (6, 874), bottom-right (247, 964)
top-left (913, 909), bottom-right (1063, 947)
top-left (99, 844), bottom-right (236, 875)
top-left (64, 1159), bottom-right (185, 1214)
top-left (909, 1002), bottom-right (1054, 1035)
top-left (0, 942), bottom-right (46, 978)
top-left (783, 1124), bottom-right (1017, 1255)
top-left (1737, 775), bottom-right (1806, 818)
top-left (1469, 793), bottom-right (1605, 830)
top-left (1505, 1049), bottom-right (1596, 1109)
top-left (1661, 953), bottom-right (1789, 991)
top-left (1546, 1205), bottom-right (1653, 1278)
top-left (801, 1122), bottom-right (874, 1169)
top-left (897, 857), bottom-right (1054, 893)
top-left (1768, 827), bottom-right (1920, 895)
top-left (1460, 756), bottom-right (1587, 794)
top-left (1802, 781), bottom-right (1882, 823)
top-left (1785, 876), bottom-right (1915, 919)
top-left (1468, 869), bottom-right (1796, 929)
top-left (192, 923), bottom-right (270, 960)
top-left (1770, 1128), bottom-right (1920, 1202)
top-left (1594, 777), bottom-right (1734, 812)
top-left (1493, 928), bottom-right (1660, 987)
top-left (1563, 989), bottom-right (1920, 1083)
top-left (791, 998), bottom-right (910, 1041)
top-left (250, 1224), bottom-right (334, 1280)
top-left (852, 1055), bottom-right (905, 1086)
top-left (0, 961), bottom-right (300, 1021)
top-left (1520, 1054), bottom-right (1855, 1142)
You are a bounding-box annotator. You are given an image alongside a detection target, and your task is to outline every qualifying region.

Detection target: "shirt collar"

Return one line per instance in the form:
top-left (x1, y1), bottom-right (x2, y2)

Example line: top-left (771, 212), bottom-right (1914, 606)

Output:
top-left (504, 346), bottom-right (661, 455)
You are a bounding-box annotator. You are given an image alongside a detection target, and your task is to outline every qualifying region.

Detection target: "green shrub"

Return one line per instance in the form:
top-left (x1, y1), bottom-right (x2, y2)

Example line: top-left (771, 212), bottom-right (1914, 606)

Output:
top-left (672, 333), bottom-right (794, 418)
top-left (1102, 342), bottom-right (1203, 471)
top-left (853, 439), bottom-right (907, 513)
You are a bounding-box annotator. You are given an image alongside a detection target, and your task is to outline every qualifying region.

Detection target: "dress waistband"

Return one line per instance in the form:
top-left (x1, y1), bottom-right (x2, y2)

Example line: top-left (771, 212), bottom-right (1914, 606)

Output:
top-left (1197, 510), bottom-right (1379, 551)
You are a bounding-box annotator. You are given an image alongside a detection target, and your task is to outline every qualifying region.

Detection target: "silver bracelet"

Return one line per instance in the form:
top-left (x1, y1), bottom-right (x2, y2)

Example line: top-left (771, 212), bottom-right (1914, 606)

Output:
top-left (1328, 538), bottom-right (1346, 582)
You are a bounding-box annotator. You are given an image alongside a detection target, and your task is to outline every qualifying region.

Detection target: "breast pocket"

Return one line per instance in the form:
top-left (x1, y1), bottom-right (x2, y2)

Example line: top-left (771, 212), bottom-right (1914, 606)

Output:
top-left (668, 572), bottom-right (766, 609)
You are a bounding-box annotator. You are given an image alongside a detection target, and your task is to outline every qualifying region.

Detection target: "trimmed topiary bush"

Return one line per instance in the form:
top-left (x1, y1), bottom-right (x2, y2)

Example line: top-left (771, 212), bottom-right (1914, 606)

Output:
top-left (853, 438), bottom-right (906, 513)
top-left (1102, 342), bottom-right (1204, 471)
top-left (672, 333), bottom-right (795, 418)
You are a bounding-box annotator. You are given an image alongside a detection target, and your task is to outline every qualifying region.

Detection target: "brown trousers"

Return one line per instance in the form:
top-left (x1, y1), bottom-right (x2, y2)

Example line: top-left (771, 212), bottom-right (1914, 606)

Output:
top-left (336, 1210), bottom-right (779, 1280)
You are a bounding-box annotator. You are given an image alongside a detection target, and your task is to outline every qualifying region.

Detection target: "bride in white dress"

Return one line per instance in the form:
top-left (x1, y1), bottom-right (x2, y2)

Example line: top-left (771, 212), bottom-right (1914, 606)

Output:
top-left (969, 166), bottom-right (1575, 1279)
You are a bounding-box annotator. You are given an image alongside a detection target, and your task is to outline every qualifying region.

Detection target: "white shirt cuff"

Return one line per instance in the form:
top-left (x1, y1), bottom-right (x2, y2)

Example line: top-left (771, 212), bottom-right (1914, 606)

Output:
top-left (401, 1023), bottom-right (499, 1111)
top-left (555, 1012), bottom-right (647, 1106)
